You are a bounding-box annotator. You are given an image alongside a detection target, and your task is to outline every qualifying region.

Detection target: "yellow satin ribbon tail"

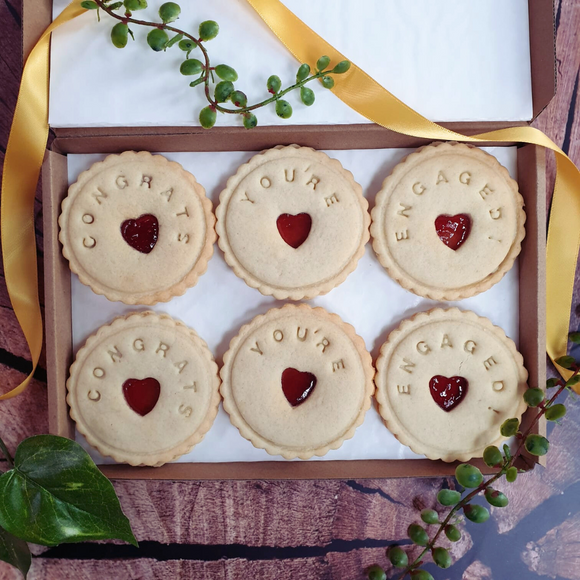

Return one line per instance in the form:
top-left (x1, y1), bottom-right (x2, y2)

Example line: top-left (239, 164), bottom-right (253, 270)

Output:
top-left (0, 1), bottom-right (86, 400)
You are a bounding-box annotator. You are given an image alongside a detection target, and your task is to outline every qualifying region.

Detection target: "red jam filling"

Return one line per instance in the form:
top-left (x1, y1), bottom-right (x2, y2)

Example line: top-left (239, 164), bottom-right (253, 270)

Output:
top-left (281, 368), bottom-right (317, 407)
top-left (429, 375), bottom-right (468, 412)
top-left (434, 214), bottom-right (471, 251)
top-left (122, 377), bottom-right (161, 416)
top-left (276, 213), bottom-right (312, 249)
top-left (121, 214), bottom-right (159, 254)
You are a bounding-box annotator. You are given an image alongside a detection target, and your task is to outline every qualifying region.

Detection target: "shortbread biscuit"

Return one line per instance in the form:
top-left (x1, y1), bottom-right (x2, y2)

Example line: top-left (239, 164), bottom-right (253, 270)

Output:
top-left (221, 304), bottom-right (375, 459)
top-left (67, 311), bottom-right (220, 466)
top-left (371, 142), bottom-right (525, 300)
top-left (375, 308), bottom-right (528, 462)
top-left (59, 151), bottom-right (215, 305)
top-left (216, 145), bottom-right (370, 300)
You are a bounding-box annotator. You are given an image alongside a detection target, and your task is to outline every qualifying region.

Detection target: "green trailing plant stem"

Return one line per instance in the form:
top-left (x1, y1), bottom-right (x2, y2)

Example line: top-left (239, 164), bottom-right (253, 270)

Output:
top-left (90, 0), bottom-right (351, 128)
top-left (369, 341), bottom-right (579, 580)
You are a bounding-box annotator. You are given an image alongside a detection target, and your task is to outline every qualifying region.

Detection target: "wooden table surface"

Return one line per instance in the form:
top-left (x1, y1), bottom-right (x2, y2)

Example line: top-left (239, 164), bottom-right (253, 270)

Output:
top-left (1, 1), bottom-right (580, 578)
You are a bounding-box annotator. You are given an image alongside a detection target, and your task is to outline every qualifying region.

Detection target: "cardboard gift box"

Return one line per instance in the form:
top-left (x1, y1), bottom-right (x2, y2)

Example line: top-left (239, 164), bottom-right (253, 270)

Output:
top-left (28, 0), bottom-right (555, 479)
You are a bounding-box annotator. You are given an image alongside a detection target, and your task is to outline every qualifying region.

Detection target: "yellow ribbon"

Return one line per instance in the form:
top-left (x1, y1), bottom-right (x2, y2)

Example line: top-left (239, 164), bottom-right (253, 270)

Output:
top-left (246, 0), bottom-right (580, 382)
top-left (0, 1), bottom-right (87, 399)
top-left (1, 0), bottom-right (578, 399)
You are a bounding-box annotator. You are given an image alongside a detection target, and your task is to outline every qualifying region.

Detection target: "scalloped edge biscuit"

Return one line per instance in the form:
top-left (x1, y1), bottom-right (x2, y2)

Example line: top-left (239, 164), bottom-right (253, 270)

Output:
top-left (59, 151), bottom-right (216, 305)
top-left (220, 304), bottom-right (376, 459)
top-left (374, 308), bottom-right (529, 462)
top-left (216, 145), bottom-right (370, 300)
top-left (67, 311), bottom-right (221, 467)
top-left (370, 142), bottom-right (526, 301)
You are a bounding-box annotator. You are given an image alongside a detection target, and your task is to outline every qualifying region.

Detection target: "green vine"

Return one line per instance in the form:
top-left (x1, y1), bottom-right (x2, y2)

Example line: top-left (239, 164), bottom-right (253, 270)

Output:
top-left (82, 0), bottom-right (351, 128)
top-left (366, 332), bottom-right (580, 580)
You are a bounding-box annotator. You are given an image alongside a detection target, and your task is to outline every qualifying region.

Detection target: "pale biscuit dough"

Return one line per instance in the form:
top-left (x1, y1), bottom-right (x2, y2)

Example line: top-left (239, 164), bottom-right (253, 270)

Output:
top-left (375, 308), bottom-right (528, 462)
top-left (371, 142), bottom-right (525, 300)
top-left (216, 145), bottom-right (370, 300)
top-left (59, 151), bottom-right (216, 305)
top-left (221, 304), bottom-right (375, 459)
top-left (67, 311), bottom-right (221, 466)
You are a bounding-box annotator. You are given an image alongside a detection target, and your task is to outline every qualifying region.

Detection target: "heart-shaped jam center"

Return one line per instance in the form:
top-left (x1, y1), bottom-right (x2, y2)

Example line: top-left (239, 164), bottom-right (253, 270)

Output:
top-left (123, 377), bottom-right (161, 416)
top-left (276, 213), bottom-right (312, 249)
top-left (281, 368), bottom-right (317, 407)
top-left (429, 375), bottom-right (468, 412)
top-left (435, 214), bottom-right (471, 251)
top-left (121, 214), bottom-right (159, 254)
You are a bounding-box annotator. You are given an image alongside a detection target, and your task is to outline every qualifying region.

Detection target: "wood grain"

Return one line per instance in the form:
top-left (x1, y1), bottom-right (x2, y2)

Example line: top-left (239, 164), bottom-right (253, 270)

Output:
top-left (0, 0), bottom-right (580, 578)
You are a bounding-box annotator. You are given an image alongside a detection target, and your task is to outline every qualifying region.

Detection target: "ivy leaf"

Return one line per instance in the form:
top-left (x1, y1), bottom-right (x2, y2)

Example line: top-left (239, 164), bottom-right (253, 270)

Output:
top-left (0, 525), bottom-right (31, 578)
top-left (569, 331), bottom-right (580, 344)
top-left (0, 435), bottom-right (137, 547)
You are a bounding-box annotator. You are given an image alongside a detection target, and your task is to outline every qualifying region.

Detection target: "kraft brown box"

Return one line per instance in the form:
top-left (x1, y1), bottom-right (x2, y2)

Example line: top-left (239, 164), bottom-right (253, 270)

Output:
top-left (32, 0), bottom-right (553, 480)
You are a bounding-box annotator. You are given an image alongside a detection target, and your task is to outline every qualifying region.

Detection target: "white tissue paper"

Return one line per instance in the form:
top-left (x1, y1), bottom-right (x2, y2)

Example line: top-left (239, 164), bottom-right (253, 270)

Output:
top-left (67, 147), bottom-right (519, 464)
top-left (50, 0), bottom-right (533, 127)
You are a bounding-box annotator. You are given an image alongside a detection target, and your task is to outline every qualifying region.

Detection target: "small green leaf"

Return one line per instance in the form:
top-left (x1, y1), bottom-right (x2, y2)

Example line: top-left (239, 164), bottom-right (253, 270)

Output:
top-left (178, 39), bottom-right (196, 52)
top-left (420, 509), bottom-right (439, 525)
top-left (243, 113), bottom-right (258, 129)
top-left (437, 489), bottom-right (461, 506)
top-left (332, 60), bottom-right (351, 74)
top-left (159, 2), bottom-right (180, 23)
top-left (387, 546), bottom-right (408, 568)
top-left (214, 81), bottom-right (234, 103)
top-left (445, 524), bottom-right (461, 542)
top-left (506, 466), bottom-right (518, 482)
top-left (300, 86), bottom-right (315, 106)
top-left (123, 0), bottom-right (141, 10)
top-left (267, 75), bottom-right (282, 94)
top-left (180, 59), bottom-right (203, 76)
top-left (110, 22), bottom-right (128, 48)
top-left (230, 90), bottom-right (247, 108)
top-left (432, 546), bottom-right (452, 569)
top-left (275, 99), bottom-right (292, 119)
top-left (0, 435), bottom-right (137, 547)
top-left (455, 464), bottom-right (483, 488)
top-left (546, 377), bottom-right (559, 389)
top-left (407, 523), bottom-right (429, 546)
top-left (525, 434), bottom-right (549, 456)
top-left (556, 355), bottom-right (576, 369)
top-left (500, 418), bottom-right (519, 437)
top-left (566, 375), bottom-right (580, 387)
top-left (81, 1), bottom-right (98, 9)
top-left (321, 75), bottom-right (335, 89)
top-left (0, 525), bottom-right (31, 578)
top-left (484, 488), bottom-right (509, 508)
top-left (108, 1), bottom-right (123, 9)
top-left (189, 77), bottom-right (205, 88)
top-left (483, 445), bottom-right (503, 468)
top-left (523, 387), bottom-right (545, 407)
top-left (296, 63), bottom-right (311, 82)
top-left (199, 20), bottom-right (219, 41)
top-left (545, 403), bottom-right (567, 421)
top-left (147, 28), bottom-right (169, 52)
top-left (166, 33), bottom-right (183, 48)
top-left (215, 65), bottom-right (238, 82)
top-left (569, 331), bottom-right (580, 344)
top-left (366, 565), bottom-right (386, 580)
top-left (503, 443), bottom-right (512, 461)
top-left (316, 55), bottom-right (330, 71)
top-left (199, 106), bottom-right (217, 129)
top-left (463, 504), bottom-right (490, 523)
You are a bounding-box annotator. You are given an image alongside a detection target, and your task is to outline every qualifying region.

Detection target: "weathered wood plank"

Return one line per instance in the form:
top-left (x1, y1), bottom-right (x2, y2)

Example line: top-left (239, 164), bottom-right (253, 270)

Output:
top-left (522, 511), bottom-right (580, 579)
